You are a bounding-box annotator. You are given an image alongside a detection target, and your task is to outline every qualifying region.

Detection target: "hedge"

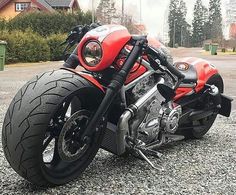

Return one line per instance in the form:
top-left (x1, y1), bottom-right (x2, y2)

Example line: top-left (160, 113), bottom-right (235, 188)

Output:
top-left (7, 11), bottom-right (92, 37)
top-left (46, 34), bottom-right (67, 61)
top-left (0, 19), bottom-right (6, 31)
top-left (0, 30), bottom-right (50, 63)
top-left (0, 11), bottom-right (93, 63)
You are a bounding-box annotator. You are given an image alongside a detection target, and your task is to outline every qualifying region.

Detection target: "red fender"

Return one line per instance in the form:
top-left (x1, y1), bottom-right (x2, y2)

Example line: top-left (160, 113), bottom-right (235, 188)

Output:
top-left (61, 68), bottom-right (105, 93)
top-left (175, 57), bottom-right (218, 100)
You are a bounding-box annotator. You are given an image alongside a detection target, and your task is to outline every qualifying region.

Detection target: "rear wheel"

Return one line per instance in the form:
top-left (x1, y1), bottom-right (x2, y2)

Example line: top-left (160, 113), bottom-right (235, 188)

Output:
top-left (179, 74), bottom-right (223, 139)
top-left (2, 70), bottom-right (105, 186)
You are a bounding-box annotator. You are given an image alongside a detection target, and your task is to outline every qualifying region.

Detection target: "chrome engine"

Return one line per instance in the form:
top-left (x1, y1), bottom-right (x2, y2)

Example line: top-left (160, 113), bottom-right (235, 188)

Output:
top-left (160, 103), bottom-right (182, 134)
top-left (129, 75), bottom-right (182, 144)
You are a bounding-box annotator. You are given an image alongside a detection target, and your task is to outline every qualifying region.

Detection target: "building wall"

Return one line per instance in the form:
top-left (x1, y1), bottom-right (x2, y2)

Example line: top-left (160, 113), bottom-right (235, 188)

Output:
top-left (229, 23), bottom-right (236, 39)
top-left (0, 0), bottom-right (31, 20)
top-left (225, 0), bottom-right (236, 40)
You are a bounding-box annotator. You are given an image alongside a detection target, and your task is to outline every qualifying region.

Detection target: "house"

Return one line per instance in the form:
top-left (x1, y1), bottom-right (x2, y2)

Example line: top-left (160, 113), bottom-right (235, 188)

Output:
top-left (230, 23), bottom-right (236, 40)
top-left (0, 0), bottom-right (80, 19)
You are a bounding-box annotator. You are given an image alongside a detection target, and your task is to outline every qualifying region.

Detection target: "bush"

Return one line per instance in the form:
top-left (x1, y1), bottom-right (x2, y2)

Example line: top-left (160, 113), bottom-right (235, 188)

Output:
top-left (0, 19), bottom-right (6, 31)
top-left (47, 34), bottom-right (67, 61)
top-left (7, 11), bottom-right (92, 37)
top-left (0, 30), bottom-right (50, 63)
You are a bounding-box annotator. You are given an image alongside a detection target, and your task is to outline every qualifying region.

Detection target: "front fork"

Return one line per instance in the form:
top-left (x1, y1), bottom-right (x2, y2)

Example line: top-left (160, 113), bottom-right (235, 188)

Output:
top-left (79, 39), bottom-right (146, 144)
top-left (63, 45), bottom-right (80, 69)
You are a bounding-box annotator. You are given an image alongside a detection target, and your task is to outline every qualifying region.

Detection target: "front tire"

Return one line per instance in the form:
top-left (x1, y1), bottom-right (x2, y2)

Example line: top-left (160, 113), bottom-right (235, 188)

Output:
top-left (2, 69), bottom-right (105, 186)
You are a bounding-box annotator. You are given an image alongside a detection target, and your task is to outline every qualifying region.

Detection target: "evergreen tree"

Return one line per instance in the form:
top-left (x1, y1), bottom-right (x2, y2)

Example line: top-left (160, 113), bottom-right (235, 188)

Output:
top-left (96, 0), bottom-right (116, 24)
top-left (192, 0), bottom-right (206, 47)
top-left (168, 0), bottom-right (188, 47)
top-left (208, 0), bottom-right (223, 40)
top-left (202, 6), bottom-right (209, 40)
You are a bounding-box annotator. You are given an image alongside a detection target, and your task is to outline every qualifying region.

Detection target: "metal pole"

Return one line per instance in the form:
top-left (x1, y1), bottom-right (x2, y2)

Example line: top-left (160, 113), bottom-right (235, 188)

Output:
top-left (92, 0), bottom-right (95, 23)
top-left (140, 0), bottom-right (142, 24)
top-left (122, 0), bottom-right (124, 24)
top-left (173, 20), bottom-right (176, 48)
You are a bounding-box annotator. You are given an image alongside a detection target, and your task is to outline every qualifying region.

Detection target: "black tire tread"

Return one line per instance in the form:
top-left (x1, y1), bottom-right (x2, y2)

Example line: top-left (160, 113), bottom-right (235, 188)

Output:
top-left (2, 69), bottom-right (101, 186)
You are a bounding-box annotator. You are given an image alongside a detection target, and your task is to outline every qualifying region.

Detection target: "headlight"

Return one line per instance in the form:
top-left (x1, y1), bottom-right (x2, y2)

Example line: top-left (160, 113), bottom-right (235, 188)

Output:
top-left (82, 41), bottom-right (102, 66)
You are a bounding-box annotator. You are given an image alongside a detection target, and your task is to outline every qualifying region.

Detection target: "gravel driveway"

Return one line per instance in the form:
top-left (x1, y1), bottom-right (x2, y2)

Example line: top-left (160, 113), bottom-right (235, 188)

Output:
top-left (0, 51), bottom-right (236, 194)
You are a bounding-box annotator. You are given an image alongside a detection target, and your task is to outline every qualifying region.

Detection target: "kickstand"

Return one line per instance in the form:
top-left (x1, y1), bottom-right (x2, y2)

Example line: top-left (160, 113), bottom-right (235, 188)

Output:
top-left (136, 149), bottom-right (164, 171)
top-left (137, 147), bottom-right (163, 158)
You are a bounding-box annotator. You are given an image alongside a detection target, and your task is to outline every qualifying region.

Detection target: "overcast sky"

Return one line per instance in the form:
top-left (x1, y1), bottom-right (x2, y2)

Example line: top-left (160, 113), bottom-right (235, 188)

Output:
top-left (79, 0), bottom-right (228, 37)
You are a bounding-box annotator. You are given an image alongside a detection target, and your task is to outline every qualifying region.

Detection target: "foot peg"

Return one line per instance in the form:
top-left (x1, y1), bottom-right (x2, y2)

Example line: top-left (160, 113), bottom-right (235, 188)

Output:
top-left (135, 146), bottom-right (163, 171)
top-left (136, 146), bottom-right (163, 158)
top-left (127, 137), bottom-right (164, 170)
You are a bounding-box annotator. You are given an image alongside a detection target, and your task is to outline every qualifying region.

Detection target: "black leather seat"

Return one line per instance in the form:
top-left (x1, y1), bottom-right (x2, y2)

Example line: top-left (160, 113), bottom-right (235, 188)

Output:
top-left (174, 62), bottom-right (198, 84)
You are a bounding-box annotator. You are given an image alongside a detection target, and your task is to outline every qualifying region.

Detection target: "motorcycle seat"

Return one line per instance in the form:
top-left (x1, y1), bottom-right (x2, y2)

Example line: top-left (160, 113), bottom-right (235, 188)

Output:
top-left (174, 62), bottom-right (197, 84)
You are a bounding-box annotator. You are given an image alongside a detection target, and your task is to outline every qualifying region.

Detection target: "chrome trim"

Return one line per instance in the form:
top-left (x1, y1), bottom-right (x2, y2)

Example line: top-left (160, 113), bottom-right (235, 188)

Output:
top-left (179, 83), bottom-right (197, 88)
top-left (134, 77), bottom-right (164, 110)
top-left (185, 90), bottom-right (195, 96)
top-left (124, 70), bottom-right (155, 90)
top-left (117, 110), bottom-right (132, 155)
top-left (141, 58), bottom-right (153, 70)
top-left (209, 85), bottom-right (219, 96)
top-left (117, 77), bottom-right (165, 154)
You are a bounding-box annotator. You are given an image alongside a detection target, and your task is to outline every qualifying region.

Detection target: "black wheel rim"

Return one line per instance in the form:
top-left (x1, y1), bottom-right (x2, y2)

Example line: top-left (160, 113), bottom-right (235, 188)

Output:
top-left (40, 96), bottom-right (98, 179)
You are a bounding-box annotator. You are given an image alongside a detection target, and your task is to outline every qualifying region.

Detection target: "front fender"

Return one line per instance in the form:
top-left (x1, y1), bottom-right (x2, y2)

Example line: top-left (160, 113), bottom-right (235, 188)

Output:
top-left (61, 68), bottom-right (105, 93)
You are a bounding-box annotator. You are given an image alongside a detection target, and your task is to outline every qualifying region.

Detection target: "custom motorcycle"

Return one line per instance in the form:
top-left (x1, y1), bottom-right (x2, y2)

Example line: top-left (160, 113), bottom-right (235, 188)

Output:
top-left (2, 24), bottom-right (232, 186)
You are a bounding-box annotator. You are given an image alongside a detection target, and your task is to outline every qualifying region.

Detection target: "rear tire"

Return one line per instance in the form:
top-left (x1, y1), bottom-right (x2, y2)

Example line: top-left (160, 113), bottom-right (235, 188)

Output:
top-left (2, 69), bottom-right (105, 186)
top-left (179, 74), bottom-right (224, 139)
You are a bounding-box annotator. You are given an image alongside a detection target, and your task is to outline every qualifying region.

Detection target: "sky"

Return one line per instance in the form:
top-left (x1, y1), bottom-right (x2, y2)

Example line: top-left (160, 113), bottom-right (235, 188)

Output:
top-left (79, 0), bottom-right (228, 38)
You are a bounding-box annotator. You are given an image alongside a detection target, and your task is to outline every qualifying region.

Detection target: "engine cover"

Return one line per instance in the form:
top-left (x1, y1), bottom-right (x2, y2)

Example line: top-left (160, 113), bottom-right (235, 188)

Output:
top-left (129, 74), bottom-right (181, 144)
top-left (137, 99), bottom-right (163, 143)
top-left (160, 103), bottom-right (182, 134)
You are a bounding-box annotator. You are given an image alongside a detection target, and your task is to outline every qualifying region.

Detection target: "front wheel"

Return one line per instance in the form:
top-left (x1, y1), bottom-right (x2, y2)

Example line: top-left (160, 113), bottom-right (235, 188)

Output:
top-left (2, 69), bottom-right (105, 186)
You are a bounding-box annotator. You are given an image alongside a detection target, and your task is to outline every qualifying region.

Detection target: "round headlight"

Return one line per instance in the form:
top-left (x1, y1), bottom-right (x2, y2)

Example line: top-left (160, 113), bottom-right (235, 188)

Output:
top-left (82, 41), bottom-right (102, 66)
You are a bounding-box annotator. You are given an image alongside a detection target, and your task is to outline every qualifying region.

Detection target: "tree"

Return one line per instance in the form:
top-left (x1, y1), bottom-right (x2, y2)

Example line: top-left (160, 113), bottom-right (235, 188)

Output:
top-left (208, 0), bottom-right (223, 41)
top-left (96, 0), bottom-right (117, 24)
top-left (192, 0), bottom-right (207, 47)
top-left (168, 0), bottom-right (189, 47)
top-left (182, 22), bottom-right (191, 47)
top-left (202, 6), bottom-right (209, 40)
top-left (122, 14), bottom-right (137, 34)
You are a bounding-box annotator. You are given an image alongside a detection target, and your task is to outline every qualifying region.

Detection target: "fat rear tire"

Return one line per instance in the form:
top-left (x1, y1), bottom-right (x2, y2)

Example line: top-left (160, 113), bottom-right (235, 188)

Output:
top-left (180, 74), bottom-right (224, 139)
top-left (2, 69), bottom-right (104, 186)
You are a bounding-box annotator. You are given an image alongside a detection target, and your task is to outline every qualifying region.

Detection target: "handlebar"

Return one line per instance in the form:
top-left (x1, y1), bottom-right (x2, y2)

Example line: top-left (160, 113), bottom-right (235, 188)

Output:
top-left (62, 23), bottom-right (185, 83)
top-left (63, 23), bottom-right (101, 47)
top-left (146, 46), bottom-right (185, 80)
top-left (62, 23), bottom-right (101, 60)
top-left (164, 60), bottom-right (185, 80)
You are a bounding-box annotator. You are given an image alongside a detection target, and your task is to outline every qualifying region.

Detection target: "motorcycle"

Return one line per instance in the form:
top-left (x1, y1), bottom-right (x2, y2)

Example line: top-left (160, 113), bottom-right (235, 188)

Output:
top-left (2, 24), bottom-right (233, 186)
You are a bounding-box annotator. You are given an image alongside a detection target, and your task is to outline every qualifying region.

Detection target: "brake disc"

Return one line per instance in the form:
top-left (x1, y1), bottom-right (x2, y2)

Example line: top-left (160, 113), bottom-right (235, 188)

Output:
top-left (57, 110), bottom-right (91, 162)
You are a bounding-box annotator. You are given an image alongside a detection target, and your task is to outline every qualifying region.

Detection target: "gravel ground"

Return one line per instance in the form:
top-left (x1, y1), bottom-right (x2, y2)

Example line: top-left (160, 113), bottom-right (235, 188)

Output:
top-left (0, 53), bottom-right (236, 194)
top-left (0, 113), bottom-right (235, 194)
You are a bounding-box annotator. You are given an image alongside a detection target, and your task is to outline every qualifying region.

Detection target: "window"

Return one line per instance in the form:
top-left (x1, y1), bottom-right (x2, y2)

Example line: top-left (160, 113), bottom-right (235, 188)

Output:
top-left (15, 3), bottom-right (30, 12)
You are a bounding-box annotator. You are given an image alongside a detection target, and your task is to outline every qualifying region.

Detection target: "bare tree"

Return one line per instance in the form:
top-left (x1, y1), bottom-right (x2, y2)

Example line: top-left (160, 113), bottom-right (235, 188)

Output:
top-left (96, 0), bottom-right (116, 24)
